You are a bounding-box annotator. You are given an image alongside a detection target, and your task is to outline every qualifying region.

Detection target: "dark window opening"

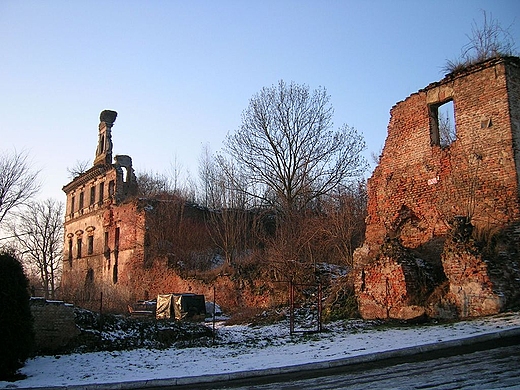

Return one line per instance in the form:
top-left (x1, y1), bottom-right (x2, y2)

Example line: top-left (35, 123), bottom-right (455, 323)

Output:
top-left (115, 227), bottom-right (120, 251)
top-left (108, 180), bottom-right (115, 196)
top-left (99, 135), bottom-right (105, 154)
top-left (87, 235), bottom-right (94, 255)
top-left (90, 186), bottom-right (96, 205)
top-left (430, 100), bottom-right (456, 148)
top-left (70, 196), bottom-right (75, 215)
top-left (85, 268), bottom-right (94, 284)
top-left (113, 258), bottom-right (118, 284)
top-left (113, 227), bottom-right (120, 284)
top-left (99, 182), bottom-right (104, 204)
top-left (68, 239), bottom-right (73, 267)
top-left (79, 192), bottom-right (84, 210)
top-left (77, 238), bottom-right (82, 259)
top-left (104, 231), bottom-right (110, 259)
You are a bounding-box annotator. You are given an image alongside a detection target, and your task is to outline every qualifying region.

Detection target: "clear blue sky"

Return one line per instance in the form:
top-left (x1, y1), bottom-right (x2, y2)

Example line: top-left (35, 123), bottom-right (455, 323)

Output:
top-left (1, 0), bottom-right (519, 203)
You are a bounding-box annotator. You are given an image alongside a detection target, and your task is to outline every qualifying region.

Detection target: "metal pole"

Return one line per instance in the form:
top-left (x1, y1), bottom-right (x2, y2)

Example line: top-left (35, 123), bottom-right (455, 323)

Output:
top-left (318, 283), bottom-right (322, 332)
top-left (212, 285), bottom-right (216, 344)
top-left (289, 280), bottom-right (294, 335)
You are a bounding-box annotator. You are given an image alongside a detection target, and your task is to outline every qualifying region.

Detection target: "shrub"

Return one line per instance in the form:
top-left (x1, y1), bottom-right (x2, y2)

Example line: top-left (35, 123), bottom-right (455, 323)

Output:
top-left (0, 252), bottom-right (35, 380)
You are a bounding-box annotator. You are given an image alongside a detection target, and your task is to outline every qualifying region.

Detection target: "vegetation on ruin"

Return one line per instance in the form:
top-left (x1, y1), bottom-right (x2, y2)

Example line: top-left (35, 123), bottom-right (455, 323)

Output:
top-left (444, 10), bottom-right (517, 73)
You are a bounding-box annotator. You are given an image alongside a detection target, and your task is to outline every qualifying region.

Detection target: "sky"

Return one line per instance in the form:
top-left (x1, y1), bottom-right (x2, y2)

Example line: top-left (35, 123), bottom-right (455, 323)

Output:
top-left (0, 312), bottom-right (518, 388)
top-left (1, 0), bottom-right (519, 204)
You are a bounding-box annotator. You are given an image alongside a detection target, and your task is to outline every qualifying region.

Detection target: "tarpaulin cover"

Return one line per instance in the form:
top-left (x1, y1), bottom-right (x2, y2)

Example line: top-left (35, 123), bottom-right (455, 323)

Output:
top-left (155, 293), bottom-right (205, 320)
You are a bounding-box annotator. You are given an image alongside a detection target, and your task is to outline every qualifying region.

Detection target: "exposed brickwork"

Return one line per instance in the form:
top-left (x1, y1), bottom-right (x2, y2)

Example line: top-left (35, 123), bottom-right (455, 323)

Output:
top-left (355, 57), bottom-right (520, 320)
top-left (30, 298), bottom-right (79, 353)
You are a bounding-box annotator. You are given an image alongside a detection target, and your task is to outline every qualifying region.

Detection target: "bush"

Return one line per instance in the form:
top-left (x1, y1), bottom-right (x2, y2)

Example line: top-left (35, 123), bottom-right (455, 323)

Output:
top-left (0, 253), bottom-right (34, 380)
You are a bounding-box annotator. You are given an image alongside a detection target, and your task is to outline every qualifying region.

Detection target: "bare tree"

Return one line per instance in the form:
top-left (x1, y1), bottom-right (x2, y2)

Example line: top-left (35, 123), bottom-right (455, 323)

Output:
top-left (439, 110), bottom-right (457, 148)
top-left (199, 150), bottom-right (254, 265)
top-left (136, 170), bottom-right (174, 198)
top-left (444, 10), bottom-right (517, 72)
top-left (0, 150), bottom-right (40, 225)
top-left (198, 144), bottom-right (219, 208)
top-left (7, 199), bottom-right (64, 299)
top-left (317, 183), bottom-right (367, 267)
top-left (224, 81), bottom-right (367, 281)
top-left (66, 159), bottom-right (90, 180)
top-left (224, 80), bottom-right (367, 215)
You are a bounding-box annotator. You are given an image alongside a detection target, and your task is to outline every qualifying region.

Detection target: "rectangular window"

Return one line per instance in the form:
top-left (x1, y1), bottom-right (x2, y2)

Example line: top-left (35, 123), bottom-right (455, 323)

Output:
top-left (90, 186), bottom-right (96, 205)
top-left (115, 227), bottom-right (120, 251)
top-left (77, 238), bottom-right (82, 259)
top-left (104, 231), bottom-right (110, 259)
top-left (79, 192), bottom-right (84, 210)
top-left (429, 100), bottom-right (456, 148)
top-left (68, 239), bottom-right (73, 266)
top-left (108, 180), bottom-right (115, 196)
top-left (99, 182), bottom-right (104, 204)
top-left (113, 228), bottom-right (120, 284)
top-left (71, 196), bottom-right (75, 215)
top-left (87, 235), bottom-right (94, 255)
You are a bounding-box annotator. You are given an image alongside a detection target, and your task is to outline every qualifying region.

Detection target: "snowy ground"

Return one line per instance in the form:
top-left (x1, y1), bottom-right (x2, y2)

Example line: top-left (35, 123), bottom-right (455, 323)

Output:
top-left (2, 311), bottom-right (520, 389)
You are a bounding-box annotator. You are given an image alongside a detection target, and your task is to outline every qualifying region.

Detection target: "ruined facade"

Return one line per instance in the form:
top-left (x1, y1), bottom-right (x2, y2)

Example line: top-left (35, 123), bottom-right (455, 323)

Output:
top-left (61, 111), bottom-right (271, 312)
top-left (354, 56), bottom-right (520, 320)
top-left (61, 110), bottom-right (144, 310)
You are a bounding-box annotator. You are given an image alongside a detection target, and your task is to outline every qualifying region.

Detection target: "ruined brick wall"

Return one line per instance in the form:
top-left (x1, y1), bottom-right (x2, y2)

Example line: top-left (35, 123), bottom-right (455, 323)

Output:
top-left (30, 298), bottom-right (79, 353)
top-left (365, 57), bottom-right (520, 251)
top-left (507, 57), bottom-right (520, 197)
top-left (355, 57), bottom-right (520, 320)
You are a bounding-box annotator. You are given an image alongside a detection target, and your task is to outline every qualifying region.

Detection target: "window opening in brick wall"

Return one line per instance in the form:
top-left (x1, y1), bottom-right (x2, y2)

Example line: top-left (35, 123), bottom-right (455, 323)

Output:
top-left (70, 196), bottom-right (75, 216)
top-left (79, 192), bottom-right (84, 211)
top-left (99, 182), bottom-right (104, 204)
top-left (99, 135), bottom-right (105, 153)
top-left (68, 239), bottom-right (73, 266)
top-left (429, 100), bottom-right (457, 148)
top-left (86, 268), bottom-right (94, 284)
top-left (114, 227), bottom-right (120, 251)
top-left (108, 180), bottom-right (115, 196)
top-left (87, 235), bottom-right (94, 255)
top-left (121, 166), bottom-right (128, 182)
top-left (77, 238), bottom-right (82, 259)
top-left (113, 227), bottom-right (120, 284)
top-left (104, 231), bottom-right (110, 260)
top-left (90, 186), bottom-right (96, 205)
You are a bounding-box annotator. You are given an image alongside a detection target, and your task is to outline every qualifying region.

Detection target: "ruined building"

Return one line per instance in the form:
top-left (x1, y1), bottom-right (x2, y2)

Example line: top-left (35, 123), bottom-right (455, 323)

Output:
top-left (354, 56), bottom-right (520, 320)
top-left (61, 111), bottom-right (269, 312)
top-left (61, 110), bottom-right (143, 310)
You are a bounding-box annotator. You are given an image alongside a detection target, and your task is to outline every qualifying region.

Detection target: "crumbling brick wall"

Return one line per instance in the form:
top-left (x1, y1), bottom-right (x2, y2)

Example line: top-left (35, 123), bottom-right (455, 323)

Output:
top-left (355, 56), bottom-right (520, 320)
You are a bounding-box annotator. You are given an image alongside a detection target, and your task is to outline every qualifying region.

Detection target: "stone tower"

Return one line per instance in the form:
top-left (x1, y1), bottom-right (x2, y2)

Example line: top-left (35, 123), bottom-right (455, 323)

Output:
top-left (93, 110), bottom-right (117, 166)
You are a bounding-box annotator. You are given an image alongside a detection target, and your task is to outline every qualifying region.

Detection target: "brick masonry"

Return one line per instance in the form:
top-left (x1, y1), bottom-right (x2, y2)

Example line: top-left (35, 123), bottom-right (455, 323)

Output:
top-left (354, 57), bottom-right (520, 320)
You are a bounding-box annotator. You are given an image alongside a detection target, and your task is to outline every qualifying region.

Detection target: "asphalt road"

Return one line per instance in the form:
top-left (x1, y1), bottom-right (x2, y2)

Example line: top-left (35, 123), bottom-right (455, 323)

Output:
top-left (186, 337), bottom-right (520, 390)
top-left (138, 332), bottom-right (520, 390)
top-left (216, 341), bottom-right (520, 389)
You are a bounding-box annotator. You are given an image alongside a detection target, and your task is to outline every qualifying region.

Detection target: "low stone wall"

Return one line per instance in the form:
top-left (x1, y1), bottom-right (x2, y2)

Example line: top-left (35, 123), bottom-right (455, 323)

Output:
top-left (30, 298), bottom-right (80, 353)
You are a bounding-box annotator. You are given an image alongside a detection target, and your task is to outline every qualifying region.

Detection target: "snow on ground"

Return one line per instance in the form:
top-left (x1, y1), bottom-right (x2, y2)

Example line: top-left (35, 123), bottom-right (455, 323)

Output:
top-left (2, 312), bottom-right (520, 389)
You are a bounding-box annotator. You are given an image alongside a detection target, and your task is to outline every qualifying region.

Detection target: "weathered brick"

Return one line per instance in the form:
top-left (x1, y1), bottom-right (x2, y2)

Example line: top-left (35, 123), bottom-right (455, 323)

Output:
top-left (354, 57), bottom-right (520, 320)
